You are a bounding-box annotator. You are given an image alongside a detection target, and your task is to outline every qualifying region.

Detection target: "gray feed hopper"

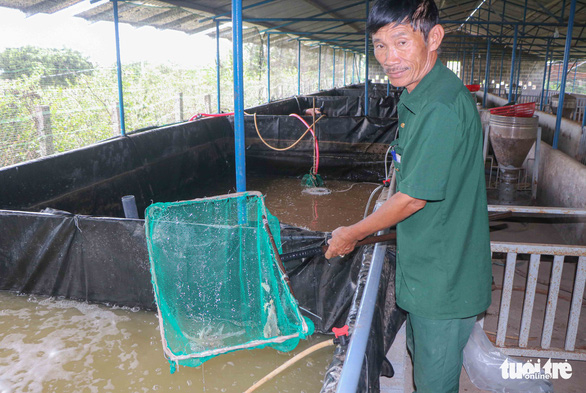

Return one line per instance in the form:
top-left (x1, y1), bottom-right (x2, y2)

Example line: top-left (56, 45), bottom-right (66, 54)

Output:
top-left (489, 114), bottom-right (539, 204)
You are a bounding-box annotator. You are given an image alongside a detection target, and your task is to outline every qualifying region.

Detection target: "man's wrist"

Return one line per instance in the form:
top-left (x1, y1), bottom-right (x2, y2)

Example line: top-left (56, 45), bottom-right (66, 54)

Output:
top-left (347, 223), bottom-right (371, 242)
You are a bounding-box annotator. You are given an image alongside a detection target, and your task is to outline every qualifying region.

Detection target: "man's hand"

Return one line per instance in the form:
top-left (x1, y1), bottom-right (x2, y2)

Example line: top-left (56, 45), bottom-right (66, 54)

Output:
top-left (325, 226), bottom-right (359, 259)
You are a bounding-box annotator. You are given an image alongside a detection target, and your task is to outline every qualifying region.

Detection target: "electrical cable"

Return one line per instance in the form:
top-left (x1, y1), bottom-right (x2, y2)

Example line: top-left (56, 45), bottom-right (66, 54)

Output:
top-left (384, 143), bottom-right (394, 180)
top-left (253, 113), bottom-right (325, 152)
top-left (364, 185), bottom-right (384, 219)
top-left (289, 113), bottom-right (320, 174)
top-left (333, 182), bottom-right (381, 193)
top-left (188, 112), bottom-right (235, 121)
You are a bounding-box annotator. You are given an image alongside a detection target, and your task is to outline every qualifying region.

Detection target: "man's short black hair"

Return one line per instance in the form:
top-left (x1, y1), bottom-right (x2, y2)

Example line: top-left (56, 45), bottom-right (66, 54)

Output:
top-left (366, 0), bottom-right (440, 41)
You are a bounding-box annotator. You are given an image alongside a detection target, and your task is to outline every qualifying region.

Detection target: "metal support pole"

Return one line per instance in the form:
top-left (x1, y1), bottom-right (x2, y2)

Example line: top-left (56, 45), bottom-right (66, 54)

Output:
top-left (364, 0), bottom-right (370, 116)
top-left (333, 48), bottom-right (336, 88)
top-left (498, 50), bottom-right (504, 96)
top-left (531, 127), bottom-right (542, 204)
top-left (546, 59), bottom-right (553, 109)
top-left (113, 0), bottom-right (126, 136)
top-left (267, 33), bottom-right (271, 102)
top-left (232, 0), bottom-right (246, 192)
top-left (342, 51), bottom-right (344, 86)
top-left (515, 46), bottom-right (523, 101)
top-left (318, 45), bottom-right (322, 91)
top-left (297, 39), bottom-right (301, 95)
top-left (483, 40), bottom-right (491, 108)
top-left (572, 62), bottom-right (578, 93)
top-left (358, 52), bottom-right (361, 83)
top-left (216, 21), bottom-right (221, 113)
top-left (540, 39), bottom-right (551, 111)
top-left (352, 52), bottom-right (355, 84)
top-left (470, 46), bottom-right (476, 84)
top-left (508, 25), bottom-right (519, 103)
top-left (553, 0), bottom-right (577, 149)
top-left (462, 49), bottom-right (467, 82)
top-left (336, 232), bottom-right (389, 393)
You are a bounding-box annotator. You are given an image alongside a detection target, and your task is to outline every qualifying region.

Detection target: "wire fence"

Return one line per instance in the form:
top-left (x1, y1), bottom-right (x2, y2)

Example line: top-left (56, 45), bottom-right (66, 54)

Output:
top-left (0, 23), bottom-right (366, 169)
top-left (0, 65), bottom-right (219, 168)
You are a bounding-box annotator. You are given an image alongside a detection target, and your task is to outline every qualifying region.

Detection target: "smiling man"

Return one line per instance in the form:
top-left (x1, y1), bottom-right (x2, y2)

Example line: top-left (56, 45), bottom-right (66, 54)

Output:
top-left (325, 0), bottom-right (492, 391)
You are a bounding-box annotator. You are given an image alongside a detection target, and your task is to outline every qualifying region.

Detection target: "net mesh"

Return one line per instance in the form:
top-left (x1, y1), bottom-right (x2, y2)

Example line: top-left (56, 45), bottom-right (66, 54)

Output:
top-left (145, 191), bottom-right (313, 370)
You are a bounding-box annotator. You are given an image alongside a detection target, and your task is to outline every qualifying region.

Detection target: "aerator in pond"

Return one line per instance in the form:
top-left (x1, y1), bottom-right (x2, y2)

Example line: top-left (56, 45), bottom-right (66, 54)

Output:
top-left (301, 171), bottom-right (324, 187)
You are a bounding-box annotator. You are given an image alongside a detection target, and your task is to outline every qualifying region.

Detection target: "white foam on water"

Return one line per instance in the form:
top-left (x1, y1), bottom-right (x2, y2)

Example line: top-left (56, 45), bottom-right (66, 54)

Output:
top-left (0, 295), bottom-right (130, 393)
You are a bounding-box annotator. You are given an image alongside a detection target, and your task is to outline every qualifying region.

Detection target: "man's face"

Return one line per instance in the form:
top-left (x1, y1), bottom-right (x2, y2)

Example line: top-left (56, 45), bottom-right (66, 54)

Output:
top-left (372, 23), bottom-right (439, 93)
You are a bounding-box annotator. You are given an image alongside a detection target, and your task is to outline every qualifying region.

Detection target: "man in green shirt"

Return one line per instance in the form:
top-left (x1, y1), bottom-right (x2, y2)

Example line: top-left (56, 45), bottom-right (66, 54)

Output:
top-left (325, 0), bottom-right (492, 391)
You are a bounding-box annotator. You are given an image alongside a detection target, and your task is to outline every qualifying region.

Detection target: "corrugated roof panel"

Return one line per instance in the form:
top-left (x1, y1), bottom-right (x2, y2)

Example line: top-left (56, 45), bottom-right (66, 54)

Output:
top-left (0, 0), bottom-right (83, 15)
top-left (2, 0), bottom-right (586, 57)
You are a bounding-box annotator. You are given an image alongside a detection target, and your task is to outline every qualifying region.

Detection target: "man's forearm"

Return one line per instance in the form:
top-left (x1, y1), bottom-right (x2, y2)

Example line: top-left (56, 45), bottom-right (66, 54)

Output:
top-left (325, 191), bottom-right (426, 259)
top-left (348, 191), bottom-right (426, 239)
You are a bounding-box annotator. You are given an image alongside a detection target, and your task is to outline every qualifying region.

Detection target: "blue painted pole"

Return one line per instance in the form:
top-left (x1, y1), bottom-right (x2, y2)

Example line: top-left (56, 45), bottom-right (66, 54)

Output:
top-left (556, 61), bottom-right (561, 90)
top-left (470, 46), bottom-right (476, 84)
top-left (483, 40), bottom-right (491, 108)
top-left (553, 0), bottom-right (577, 149)
top-left (539, 39), bottom-right (551, 111)
top-left (318, 45), bottom-right (322, 91)
top-left (498, 50), bottom-right (504, 96)
top-left (508, 25), bottom-right (519, 103)
top-left (387, 79), bottom-right (390, 96)
top-left (232, 0), bottom-right (246, 192)
top-left (462, 50), bottom-right (467, 83)
top-left (343, 50), bottom-right (347, 86)
top-left (297, 39), bottom-right (301, 95)
top-left (514, 46), bottom-right (522, 101)
top-left (364, 0), bottom-right (370, 116)
top-left (112, 0), bottom-right (126, 136)
top-left (572, 62), bottom-right (577, 93)
top-left (352, 52), bottom-right (355, 84)
top-left (216, 21), bottom-right (221, 113)
top-left (332, 48), bottom-right (336, 88)
top-left (357, 53), bottom-right (361, 83)
top-left (267, 33), bottom-right (271, 102)
top-left (545, 59), bottom-right (553, 108)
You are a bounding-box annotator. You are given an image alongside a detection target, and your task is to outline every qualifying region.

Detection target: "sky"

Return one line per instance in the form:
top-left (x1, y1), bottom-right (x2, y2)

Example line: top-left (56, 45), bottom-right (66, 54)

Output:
top-left (0, 2), bottom-right (226, 68)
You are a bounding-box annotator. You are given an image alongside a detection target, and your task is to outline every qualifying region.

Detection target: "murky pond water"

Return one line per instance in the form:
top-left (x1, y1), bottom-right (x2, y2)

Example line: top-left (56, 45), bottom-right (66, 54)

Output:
top-left (0, 177), bottom-right (380, 393)
top-left (248, 177), bottom-right (381, 233)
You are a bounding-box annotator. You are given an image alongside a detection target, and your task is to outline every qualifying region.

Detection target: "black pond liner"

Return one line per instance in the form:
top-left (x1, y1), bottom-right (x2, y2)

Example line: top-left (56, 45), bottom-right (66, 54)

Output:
top-left (0, 87), bottom-right (404, 392)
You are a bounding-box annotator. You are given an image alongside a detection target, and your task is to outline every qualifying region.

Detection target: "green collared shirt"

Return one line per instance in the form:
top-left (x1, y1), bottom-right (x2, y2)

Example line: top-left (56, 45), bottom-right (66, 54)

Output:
top-left (393, 59), bottom-right (492, 319)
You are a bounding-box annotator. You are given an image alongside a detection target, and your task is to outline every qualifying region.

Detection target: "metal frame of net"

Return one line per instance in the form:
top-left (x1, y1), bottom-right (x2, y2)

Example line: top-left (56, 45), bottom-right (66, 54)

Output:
top-left (145, 191), bottom-right (313, 370)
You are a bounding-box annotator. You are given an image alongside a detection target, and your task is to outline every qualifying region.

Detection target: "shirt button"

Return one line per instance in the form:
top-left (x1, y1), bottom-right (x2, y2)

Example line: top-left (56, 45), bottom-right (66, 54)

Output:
top-left (401, 123), bottom-right (405, 128)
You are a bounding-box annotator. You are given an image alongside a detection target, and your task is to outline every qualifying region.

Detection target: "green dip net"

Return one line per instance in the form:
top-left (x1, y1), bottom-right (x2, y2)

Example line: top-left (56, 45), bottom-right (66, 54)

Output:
top-left (145, 191), bottom-right (313, 371)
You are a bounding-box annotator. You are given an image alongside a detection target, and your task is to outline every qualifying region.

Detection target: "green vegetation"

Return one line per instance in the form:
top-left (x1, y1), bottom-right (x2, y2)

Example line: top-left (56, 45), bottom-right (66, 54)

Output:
top-left (0, 40), bottom-right (349, 168)
top-left (0, 46), bottom-right (94, 87)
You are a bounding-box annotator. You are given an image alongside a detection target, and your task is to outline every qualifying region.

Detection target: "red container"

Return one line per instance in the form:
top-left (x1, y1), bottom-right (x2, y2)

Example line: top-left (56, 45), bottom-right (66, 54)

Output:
top-left (466, 84), bottom-right (481, 92)
top-left (489, 102), bottom-right (536, 117)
